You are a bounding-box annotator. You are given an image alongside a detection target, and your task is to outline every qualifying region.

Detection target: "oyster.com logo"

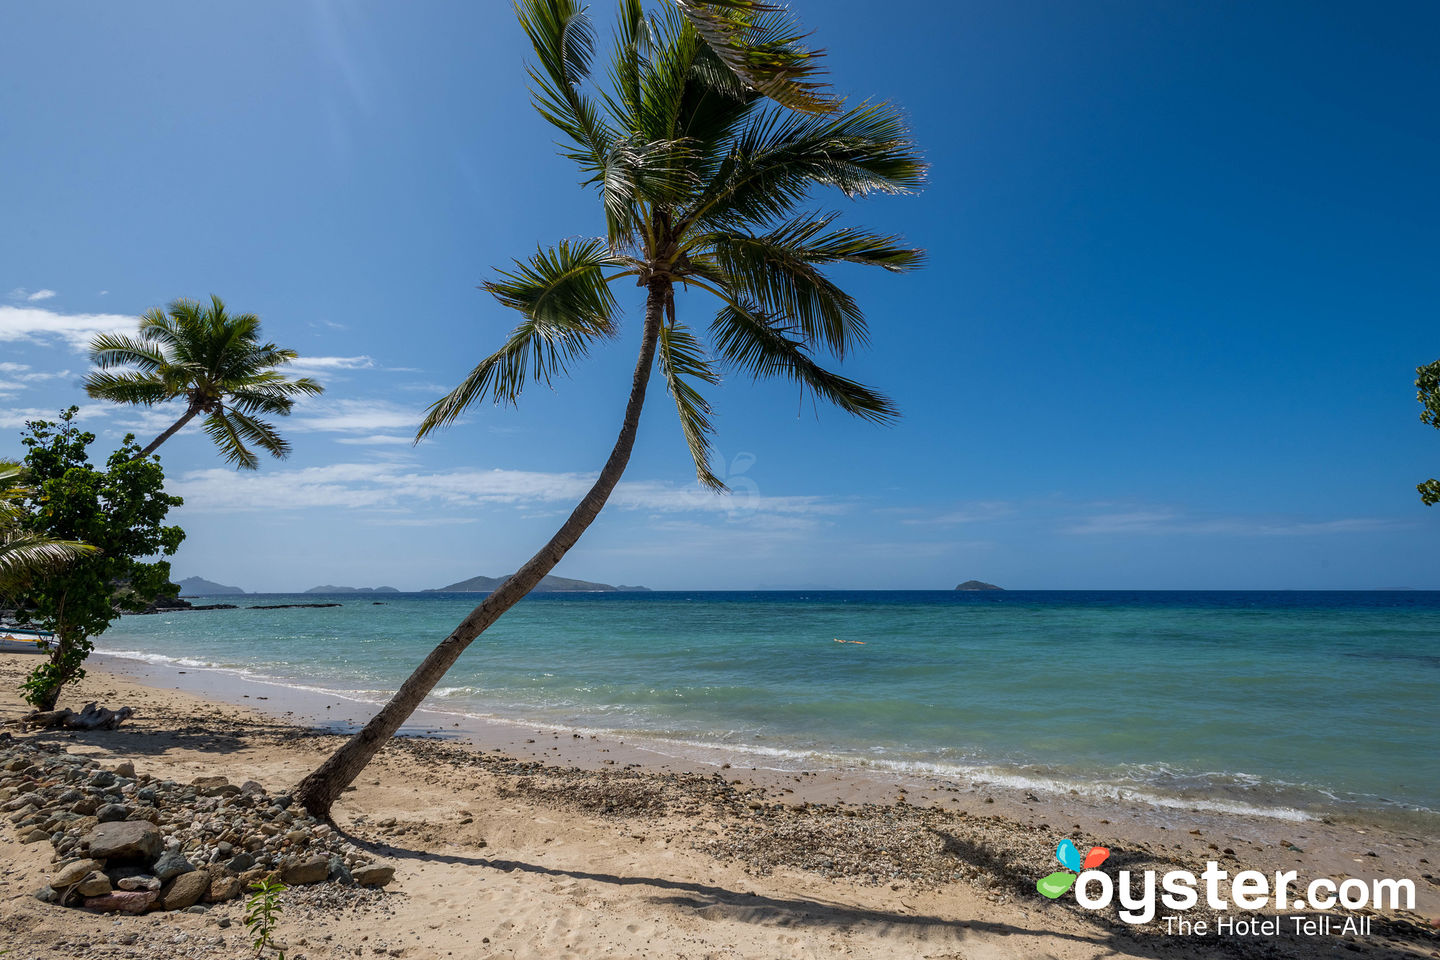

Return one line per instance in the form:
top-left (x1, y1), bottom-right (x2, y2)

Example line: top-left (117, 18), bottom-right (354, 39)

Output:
top-left (1037, 838), bottom-right (1110, 899)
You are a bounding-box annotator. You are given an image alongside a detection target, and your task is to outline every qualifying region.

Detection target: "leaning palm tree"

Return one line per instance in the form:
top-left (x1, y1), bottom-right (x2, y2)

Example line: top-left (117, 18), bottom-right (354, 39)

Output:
top-left (84, 295), bottom-right (325, 469)
top-left (294, 0), bottom-right (923, 817)
top-left (0, 463), bottom-right (96, 602)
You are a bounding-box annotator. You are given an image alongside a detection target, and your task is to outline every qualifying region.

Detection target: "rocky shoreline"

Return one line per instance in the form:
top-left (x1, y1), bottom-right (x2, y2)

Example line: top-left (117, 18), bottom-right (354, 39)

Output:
top-left (3, 736), bottom-right (394, 918)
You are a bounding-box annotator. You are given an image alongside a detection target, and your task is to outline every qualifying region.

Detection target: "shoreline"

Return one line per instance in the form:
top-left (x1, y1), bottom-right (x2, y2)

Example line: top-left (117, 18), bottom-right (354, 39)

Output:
top-left (91, 645), bottom-right (1439, 833)
top-left (2, 651), bottom-right (1437, 958)
top-left (92, 650), bottom-right (1440, 914)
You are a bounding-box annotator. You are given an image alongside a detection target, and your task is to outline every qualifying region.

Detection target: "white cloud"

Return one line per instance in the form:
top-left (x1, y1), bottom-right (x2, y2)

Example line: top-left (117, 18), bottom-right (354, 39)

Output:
top-left (1062, 510), bottom-right (1404, 537)
top-left (168, 462), bottom-right (839, 520)
top-left (904, 500), bottom-right (1016, 525)
top-left (0, 305), bottom-right (134, 350)
top-left (27, 289), bottom-right (57, 302)
top-left (333, 434), bottom-right (415, 445)
top-left (0, 361), bottom-right (72, 391)
top-left (0, 405), bottom-right (110, 430)
top-left (282, 355), bottom-right (376, 377)
top-left (290, 398), bottom-right (423, 434)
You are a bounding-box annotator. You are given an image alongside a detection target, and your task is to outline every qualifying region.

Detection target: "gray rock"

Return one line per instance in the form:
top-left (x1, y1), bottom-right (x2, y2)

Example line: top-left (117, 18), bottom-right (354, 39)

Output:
top-left (351, 862), bottom-right (396, 887)
top-left (205, 874), bottom-right (242, 903)
top-left (52, 859), bottom-right (104, 888)
top-left (75, 871), bottom-right (112, 897)
top-left (86, 820), bottom-right (161, 862)
top-left (95, 803), bottom-right (130, 823)
top-left (281, 856), bottom-right (329, 885)
top-left (227, 852), bottom-right (255, 873)
top-left (117, 875), bottom-right (160, 892)
top-left (159, 870), bottom-right (210, 911)
top-left (327, 855), bottom-right (352, 884)
top-left (83, 890), bottom-right (155, 914)
top-left (34, 886), bottom-right (59, 903)
top-left (153, 850), bottom-right (195, 880)
top-left (19, 826), bottom-right (49, 843)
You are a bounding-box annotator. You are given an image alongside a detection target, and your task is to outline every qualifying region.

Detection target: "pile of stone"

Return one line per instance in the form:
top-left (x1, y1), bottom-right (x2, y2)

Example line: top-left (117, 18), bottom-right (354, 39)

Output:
top-left (1, 738), bottom-right (395, 915)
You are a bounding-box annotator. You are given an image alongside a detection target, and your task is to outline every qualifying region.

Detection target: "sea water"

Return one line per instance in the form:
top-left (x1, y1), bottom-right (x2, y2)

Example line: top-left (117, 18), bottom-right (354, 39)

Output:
top-left (96, 590), bottom-right (1440, 825)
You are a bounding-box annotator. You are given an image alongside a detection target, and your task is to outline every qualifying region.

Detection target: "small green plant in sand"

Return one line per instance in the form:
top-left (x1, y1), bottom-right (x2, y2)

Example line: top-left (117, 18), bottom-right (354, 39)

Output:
top-left (243, 878), bottom-right (288, 960)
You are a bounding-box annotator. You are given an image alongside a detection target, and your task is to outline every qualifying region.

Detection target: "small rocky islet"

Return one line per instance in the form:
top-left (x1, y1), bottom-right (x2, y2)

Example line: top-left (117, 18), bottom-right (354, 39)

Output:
top-left (1, 737), bottom-right (395, 916)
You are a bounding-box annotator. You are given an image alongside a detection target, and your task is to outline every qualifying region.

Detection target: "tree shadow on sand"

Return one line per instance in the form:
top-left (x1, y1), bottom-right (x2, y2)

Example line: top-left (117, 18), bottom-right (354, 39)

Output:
top-left (341, 829), bottom-right (1431, 960)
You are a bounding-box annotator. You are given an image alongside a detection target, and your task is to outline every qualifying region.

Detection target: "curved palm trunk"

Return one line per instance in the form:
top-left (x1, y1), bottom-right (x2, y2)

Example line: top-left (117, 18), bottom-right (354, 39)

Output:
top-left (293, 282), bottom-right (667, 819)
top-left (140, 405), bottom-right (201, 458)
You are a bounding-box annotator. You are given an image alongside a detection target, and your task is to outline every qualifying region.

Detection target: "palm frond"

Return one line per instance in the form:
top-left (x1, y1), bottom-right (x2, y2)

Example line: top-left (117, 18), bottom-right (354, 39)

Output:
top-left (224, 407), bottom-right (291, 461)
top-left (485, 237), bottom-right (625, 330)
top-left (708, 298), bottom-right (897, 422)
top-left (519, 0), bottom-right (616, 171)
top-left (88, 332), bottom-right (167, 372)
top-left (657, 321), bottom-right (725, 489)
top-left (201, 410), bottom-right (260, 471)
top-left (418, 239), bottom-right (625, 437)
top-left (703, 228), bottom-right (864, 358)
top-left (595, 135), bottom-right (699, 248)
top-left (0, 536), bottom-right (98, 577)
top-left (670, 0), bottom-right (837, 113)
top-left (686, 102), bottom-right (925, 231)
top-left (83, 370), bottom-right (173, 406)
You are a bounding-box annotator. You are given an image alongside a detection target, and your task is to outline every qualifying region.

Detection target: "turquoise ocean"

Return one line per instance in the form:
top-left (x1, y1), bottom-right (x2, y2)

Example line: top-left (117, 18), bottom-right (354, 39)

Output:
top-left (96, 591), bottom-right (1440, 827)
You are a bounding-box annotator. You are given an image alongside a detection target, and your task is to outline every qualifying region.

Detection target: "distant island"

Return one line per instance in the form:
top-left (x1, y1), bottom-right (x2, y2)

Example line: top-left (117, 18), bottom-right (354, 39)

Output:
top-left (304, 585), bottom-right (401, 594)
top-left (175, 576), bottom-right (247, 596)
top-left (426, 574), bottom-right (649, 593)
top-left (956, 580), bottom-right (1003, 591)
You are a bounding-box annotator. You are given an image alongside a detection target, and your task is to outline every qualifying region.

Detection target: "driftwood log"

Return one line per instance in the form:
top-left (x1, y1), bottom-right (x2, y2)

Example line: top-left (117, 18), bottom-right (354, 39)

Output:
top-left (15, 702), bottom-right (134, 731)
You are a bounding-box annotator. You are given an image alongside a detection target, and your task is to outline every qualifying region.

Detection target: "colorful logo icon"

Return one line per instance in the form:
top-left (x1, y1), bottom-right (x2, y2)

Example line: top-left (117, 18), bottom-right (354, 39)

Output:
top-left (1037, 838), bottom-right (1110, 899)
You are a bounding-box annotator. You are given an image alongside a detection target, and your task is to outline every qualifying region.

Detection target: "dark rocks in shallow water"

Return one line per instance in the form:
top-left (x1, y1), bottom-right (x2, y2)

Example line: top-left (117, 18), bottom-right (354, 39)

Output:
top-left (955, 580), bottom-right (1003, 591)
top-left (247, 603), bottom-right (342, 609)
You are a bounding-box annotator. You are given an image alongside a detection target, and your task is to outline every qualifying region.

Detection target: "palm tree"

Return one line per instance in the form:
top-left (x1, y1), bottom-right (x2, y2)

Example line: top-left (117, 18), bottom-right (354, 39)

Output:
top-left (1419, 358), bottom-right (1439, 505)
top-left (293, 0), bottom-right (923, 817)
top-left (0, 463), bottom-right (96, 602)
top-left (84, 295), bottom-right (325, 469)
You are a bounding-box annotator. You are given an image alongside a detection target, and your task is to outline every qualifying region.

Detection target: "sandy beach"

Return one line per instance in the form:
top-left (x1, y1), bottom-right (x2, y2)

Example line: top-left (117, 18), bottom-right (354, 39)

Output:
top-left (1, 651), bottom-right (1436, 960)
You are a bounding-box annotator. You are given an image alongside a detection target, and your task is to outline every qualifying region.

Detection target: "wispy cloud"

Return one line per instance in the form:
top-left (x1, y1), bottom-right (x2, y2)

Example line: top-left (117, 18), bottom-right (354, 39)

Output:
top-left (7, 287), bottom-right (57, 302)
top-left (0, 305), bottom-right (134, 350)
top-left (168, 462), bottom-right (839, 520)
top-left (0, 362), bottom-right (73, 396)
top-left (282, 355), bottom-right (376, 377)
top-left (333, 434), bottom-right (415, 446)
top-left (290, 398), bottom-right (423, 435)
top-left (0, 405), bottom-right (111, 430)
top-left (903, 500), bottom-right (1016, 526)
top-left (1062, 509), bottom-right (1405, 537)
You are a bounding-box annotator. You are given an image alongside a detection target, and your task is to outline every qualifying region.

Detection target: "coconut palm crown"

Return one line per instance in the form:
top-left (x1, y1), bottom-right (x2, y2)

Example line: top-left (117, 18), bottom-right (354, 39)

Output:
top-left (84, 295), bottom-right (324, 469)
top-left (417, 0), bottom-right (925, 484)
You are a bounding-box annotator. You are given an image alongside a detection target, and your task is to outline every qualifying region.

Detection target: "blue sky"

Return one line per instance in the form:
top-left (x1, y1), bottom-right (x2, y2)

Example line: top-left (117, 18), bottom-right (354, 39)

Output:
top-left (1, 1), bottom-right (1436, 591)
